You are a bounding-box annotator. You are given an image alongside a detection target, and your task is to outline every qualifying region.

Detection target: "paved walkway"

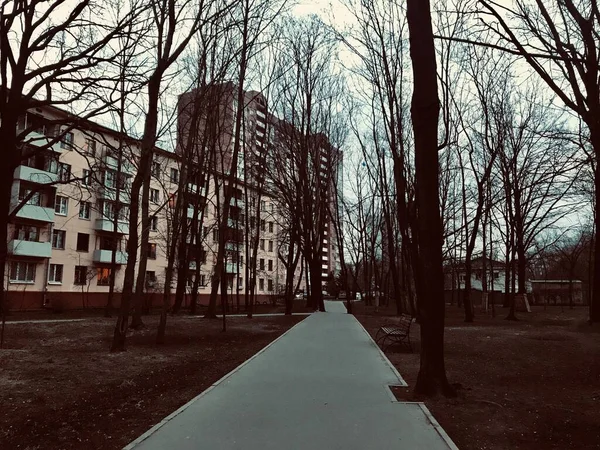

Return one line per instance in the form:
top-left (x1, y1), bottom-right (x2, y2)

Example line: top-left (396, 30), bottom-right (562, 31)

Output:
top-left (126, 301), bottom-right (457, 449)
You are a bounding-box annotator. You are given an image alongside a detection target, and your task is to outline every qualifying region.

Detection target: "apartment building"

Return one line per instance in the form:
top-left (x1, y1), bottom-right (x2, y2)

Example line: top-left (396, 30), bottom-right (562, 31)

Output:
top-left (7, 101), bottom-right (287, 310)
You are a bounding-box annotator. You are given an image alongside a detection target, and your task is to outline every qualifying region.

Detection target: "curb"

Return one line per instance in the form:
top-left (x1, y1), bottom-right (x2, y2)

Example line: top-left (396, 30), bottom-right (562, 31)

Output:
top-left (123, 314), bottom-right (312, 449)
top-left (351, 315), bottom-right (408, 387)
top-left (417, 402), bottom-right (461, 450)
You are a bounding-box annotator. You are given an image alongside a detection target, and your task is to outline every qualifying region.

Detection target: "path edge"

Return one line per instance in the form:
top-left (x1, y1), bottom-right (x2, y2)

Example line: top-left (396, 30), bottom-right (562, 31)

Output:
top-left (350, 313), bottom-right (408, 387)
top-left (123, 314), bottom-right (311, 449)
top-left (417, 402), bottom-right (460, 450)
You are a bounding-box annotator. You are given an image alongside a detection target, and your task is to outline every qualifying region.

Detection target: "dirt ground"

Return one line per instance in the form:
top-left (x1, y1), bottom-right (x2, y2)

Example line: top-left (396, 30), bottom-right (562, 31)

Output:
top-left (354, 303), bottom-right (600, 450)
top-left (0, 314), bottom-right (304, 449)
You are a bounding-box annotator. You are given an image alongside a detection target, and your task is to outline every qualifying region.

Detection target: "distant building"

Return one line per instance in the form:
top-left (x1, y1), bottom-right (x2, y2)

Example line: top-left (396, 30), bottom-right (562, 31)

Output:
top-left (530, 280), bottom-right (584, 305)
top-left (444, 256), bottom-right (531, 305)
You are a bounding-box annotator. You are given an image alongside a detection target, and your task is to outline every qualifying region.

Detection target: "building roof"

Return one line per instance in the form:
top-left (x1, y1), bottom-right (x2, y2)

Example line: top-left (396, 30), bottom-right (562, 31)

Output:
top-left (530, 280), bottom-right (583, 284)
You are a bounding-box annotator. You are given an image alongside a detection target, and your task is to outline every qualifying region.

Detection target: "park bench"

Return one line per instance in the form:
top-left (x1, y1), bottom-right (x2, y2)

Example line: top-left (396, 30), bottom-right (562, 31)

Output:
top-left (374, 314), bottom-right (413, 352)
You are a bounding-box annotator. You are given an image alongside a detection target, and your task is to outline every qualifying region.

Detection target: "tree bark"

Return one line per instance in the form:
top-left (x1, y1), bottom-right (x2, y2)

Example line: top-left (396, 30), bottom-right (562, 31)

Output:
top-left (407, 0), bottom-right (454, 397)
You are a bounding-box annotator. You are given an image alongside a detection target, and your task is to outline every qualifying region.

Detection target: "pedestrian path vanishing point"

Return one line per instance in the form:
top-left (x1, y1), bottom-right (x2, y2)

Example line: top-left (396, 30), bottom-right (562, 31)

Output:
top-left (126, 301), bottom-right (458, 449)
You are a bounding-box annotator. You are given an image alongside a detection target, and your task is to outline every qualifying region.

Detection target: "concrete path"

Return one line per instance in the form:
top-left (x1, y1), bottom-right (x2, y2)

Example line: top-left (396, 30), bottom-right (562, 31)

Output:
top-left (126, 301), bottom-right (457, 449)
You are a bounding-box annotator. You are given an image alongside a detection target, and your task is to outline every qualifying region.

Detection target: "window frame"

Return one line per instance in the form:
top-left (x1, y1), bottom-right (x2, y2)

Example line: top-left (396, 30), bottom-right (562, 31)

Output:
top-left (61, 131), bottom-right (74, 149)
top-left (97, 267), bottom-right (111, 286)
top-left (51, 229), bottom-right (66, 250)
top-left (9, 261), bottom-right (36, 283)
top-left (76, 233), bottom-right (90, 252)
top-left (54, 195), bottom-right (68, 215)
top-left (78, 201), bottom-right (91, 220)
top-left (147, 243), bottom-right (157, 260)
top-left (170, 167), bottom-right (179, 183)
top-left (150, 188), bottom-right (160, 204)
top-left (48, 263), bottom-right (63, 284)
top-left (74, 265), bottom-right (87, 285)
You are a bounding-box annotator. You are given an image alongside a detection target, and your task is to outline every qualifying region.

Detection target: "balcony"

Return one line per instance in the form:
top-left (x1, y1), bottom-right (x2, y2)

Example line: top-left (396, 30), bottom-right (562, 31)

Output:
top-left (225, 263), bottom-right (239, 274)
top-left (24, 131), bottom-right (63, 153)
top-left (12, 202), bottom-right (55, 223)
top-left (230, 197), bottom-right (244, 207)
top-left (93, 249), bottom-right (128, 264)
top-left (14, 165), bottom-right (58, 185)
top-left (8, 240), bottom-right (52, 258)
top-left (187, 207), bottom-right (203, 219)
top-left (226, 242), bottom-right (242, 251)
top-left (104, 155), bottom-right (134, 174)
top-left (94, 218), bottom-right (129, 234)
top-left (97, 186), bottom-right (130, 203)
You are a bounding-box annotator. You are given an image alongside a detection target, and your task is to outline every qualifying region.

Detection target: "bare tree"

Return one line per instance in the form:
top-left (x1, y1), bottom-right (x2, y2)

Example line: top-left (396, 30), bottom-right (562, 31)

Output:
top-left (477, 0), bottom-right (600, 322)
top-left (407, 0), bottom-right (455, 397)
top-left (111, 0), bottom-right (227, 351)
top-left (0, 0), bottom-right (143, 327)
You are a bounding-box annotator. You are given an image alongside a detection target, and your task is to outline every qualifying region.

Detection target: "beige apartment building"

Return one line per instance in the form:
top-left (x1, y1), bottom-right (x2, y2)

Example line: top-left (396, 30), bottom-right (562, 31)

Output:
top-left (8, 105), bottom-right (288, 311)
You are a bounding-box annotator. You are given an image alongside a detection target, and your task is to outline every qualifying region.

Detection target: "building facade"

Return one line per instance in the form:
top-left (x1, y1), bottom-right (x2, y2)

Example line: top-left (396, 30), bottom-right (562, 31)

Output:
top-left (7, 102), bottom-right (287, 310)
top-left (8, 84), bottom-right (342, 310)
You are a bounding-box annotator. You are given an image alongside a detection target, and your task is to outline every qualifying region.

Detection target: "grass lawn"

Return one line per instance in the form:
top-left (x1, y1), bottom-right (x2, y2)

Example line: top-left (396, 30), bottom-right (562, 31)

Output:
top-left (354, 303), bottom-right (600, 450)
top-left (0, 314), bottom-right (305, 449)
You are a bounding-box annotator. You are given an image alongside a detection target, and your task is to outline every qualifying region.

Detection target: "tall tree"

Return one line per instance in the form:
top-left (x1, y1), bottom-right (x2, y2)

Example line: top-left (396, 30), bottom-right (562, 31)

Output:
top-left (111, 0), bottom-right (226, 351)
top-left (406, 0), bottom-right (454, 396)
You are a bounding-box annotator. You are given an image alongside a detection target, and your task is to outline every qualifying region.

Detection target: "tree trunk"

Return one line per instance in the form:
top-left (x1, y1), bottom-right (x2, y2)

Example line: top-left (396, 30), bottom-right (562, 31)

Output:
top-left (111, 75), bottom-right (160, 352)
top-left (591, 133), bottom-right (600, 322)
top-left (130, 170), bottom-right (151, 329)
top-left (463, 254), bottom-right (474, 322)
top-left (407, 0), bottom-right (454, 397)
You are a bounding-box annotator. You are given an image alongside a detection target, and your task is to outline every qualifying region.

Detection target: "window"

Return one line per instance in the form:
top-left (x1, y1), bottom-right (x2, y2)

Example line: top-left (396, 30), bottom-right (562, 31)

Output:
top-left (48, 264), bottom-right (63, 284)
top-left (200, 274), bottom-right (206, 286)
top-left (170, 168), bottom-right (179, 183)
top-left (260, 219), bottom-right (266, 231)
top-left (52, 229), bottom-right (66, 249)
top-left (213, 229), bottom-right (219, 243)
top-left (58, 163), bottom-right (71, 182)
top-left (9, 262), bottom-right (36, 283)
top-left (150, 188), bottom-right (160, 203)
top-left (259, 278), bottom-right (264, 291)
top-left (150, 216), bottom-right (158, 231)
top-left (85, 138), bottom-right (96, 156)
top-left (494, 272), bottom-right (500, 279)
top-left (151, 161), bottom-right (160, 177)
top-left (76, 233), bottom-right (89, 252)
top-left (19, 185), bottom-right (40, 205)
top-left (269, 222), bottom-right (274, 233)
top-left (268, 260), bottom-right (273, 271)
top-left (104, 170), bottom-right (116, 188)
top-left (79, 201), bottom-right (91, 219)
top-left (148, 243), bottom-right (157, 259)
top-left (261, 200), bottom-right (266, 211)
top-left (74, 266), bottom-right (87, 285)
top-left (268, 279), bottom-right (273, 292)
top-left (203, 226), bottom-right (209, 238)
top-left (99, 236), bottom-right (117, 251)
top-left (260, 258), bottom-right (265, 270)
top-left (14, 225), bottom-right (39, 242)
top-left (97, 268), bottom-right (111, 286)
top-left (55, 195), bottom-right (68, 215)
top-left (82, 169), bottom-right (91, 186)
top-left (260, 239), bottom-right (265, 251)
top-left (61, 131), bottom-right (74, 149)
top-left (146, 271), bottom-right (157, 288)
top-left (268, 240), bottom-right (273, 252)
